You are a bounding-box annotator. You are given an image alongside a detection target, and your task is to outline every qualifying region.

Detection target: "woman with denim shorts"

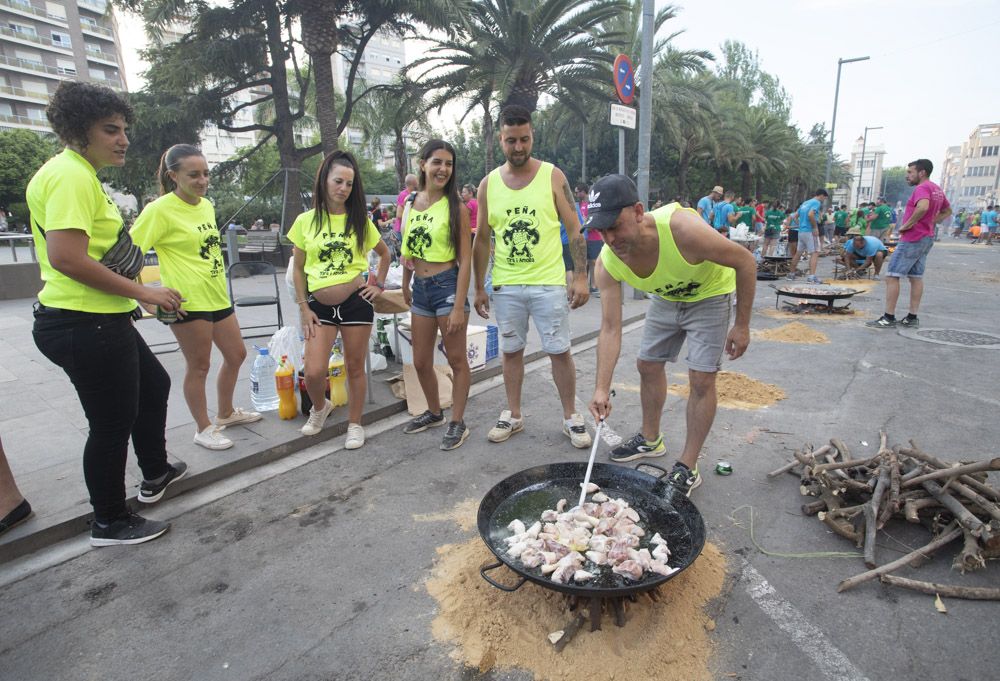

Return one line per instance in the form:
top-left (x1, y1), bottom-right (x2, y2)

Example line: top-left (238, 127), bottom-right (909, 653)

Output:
top-left (289, 151), bottom-right (391, 449)
top-left (400, 140), bottom-right (473, 450)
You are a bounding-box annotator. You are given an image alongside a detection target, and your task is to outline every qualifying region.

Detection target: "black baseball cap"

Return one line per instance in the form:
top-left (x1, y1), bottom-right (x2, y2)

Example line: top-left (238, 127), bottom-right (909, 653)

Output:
top-left (583, 174), bottom-right (640, 231)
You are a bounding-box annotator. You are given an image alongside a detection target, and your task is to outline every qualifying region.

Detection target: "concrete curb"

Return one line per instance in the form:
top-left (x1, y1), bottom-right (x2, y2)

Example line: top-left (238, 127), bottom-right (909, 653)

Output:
top-left (0, 310), bottom-right (646, 564)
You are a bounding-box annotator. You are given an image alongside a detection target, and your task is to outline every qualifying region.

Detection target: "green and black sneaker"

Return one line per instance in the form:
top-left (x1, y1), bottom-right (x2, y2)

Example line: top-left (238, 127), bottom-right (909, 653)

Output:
top-left (608, 433), bottom-right (667, 463)
top-left (666, 461), bottom-right (702, 497)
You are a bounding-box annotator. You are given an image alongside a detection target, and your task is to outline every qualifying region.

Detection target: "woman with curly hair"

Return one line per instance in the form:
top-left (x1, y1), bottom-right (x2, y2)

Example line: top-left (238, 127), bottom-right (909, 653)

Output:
top-left (289, 150), bottom-right (391, 448)
top-left (399, 140), bottom-right (472, 450)
top-left (130, 144), bottom-right (260, 451)
top-left (27, 81), bottom-right (185, 546)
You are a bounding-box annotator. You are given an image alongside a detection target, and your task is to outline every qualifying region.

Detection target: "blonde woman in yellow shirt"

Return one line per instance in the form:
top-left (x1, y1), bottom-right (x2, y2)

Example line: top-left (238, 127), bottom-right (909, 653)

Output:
top-left (130, 145), bottom-right (261, 452)
top-left (289, 151), bottom-right (391, 448)
top-left (399, 140), bottom-right (473, 450)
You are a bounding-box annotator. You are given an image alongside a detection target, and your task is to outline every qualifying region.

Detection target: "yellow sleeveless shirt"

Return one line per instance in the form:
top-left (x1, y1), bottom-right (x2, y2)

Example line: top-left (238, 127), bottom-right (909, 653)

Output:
top-left (600, 203), bottom-right (735, 302)
top-left (485, 162), bottom-right (564, 286)
top-left (401, 195), bottom-right (455, 262)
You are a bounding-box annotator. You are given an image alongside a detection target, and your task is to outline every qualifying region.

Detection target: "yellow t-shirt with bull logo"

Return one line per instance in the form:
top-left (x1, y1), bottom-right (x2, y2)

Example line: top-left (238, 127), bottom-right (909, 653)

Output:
top-left (600, 202), bottom-right (735, 303)
top-left (287, 209), bottom-right (380, 293)
top-left (130, 193), bottom-right (231, 311)
top-left (485, 162), bottom-right (564, 286)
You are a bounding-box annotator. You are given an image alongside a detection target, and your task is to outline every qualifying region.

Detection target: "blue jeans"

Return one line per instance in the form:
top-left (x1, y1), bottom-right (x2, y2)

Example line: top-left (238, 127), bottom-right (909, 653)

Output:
top-left (887, 237), bottom-right (933, 278)
top-left (33, 306), bottom-right (171, 523)
top-left (411, 267), bottom-right (470, 318)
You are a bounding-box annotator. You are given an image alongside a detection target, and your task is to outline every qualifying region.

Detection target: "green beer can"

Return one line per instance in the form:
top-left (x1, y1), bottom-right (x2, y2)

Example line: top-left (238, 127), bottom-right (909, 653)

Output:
top-left (715, 461), bottom-right (733, 475)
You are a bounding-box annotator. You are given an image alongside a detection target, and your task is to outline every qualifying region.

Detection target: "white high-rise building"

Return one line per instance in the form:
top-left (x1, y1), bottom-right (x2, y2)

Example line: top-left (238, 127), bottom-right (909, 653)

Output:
top-left (847, 136), bottom-right (886, 209)
top-left (941, 124), bottom-right (1000, 211)
top-left (0, 0), bottom-right (127, 134)
top-left (333, 27), bottom-right (408, 169)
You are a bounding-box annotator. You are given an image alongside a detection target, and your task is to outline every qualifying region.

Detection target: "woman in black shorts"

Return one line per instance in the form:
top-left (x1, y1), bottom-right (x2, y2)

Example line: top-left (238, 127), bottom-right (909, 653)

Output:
top-left (131, 144), bottom-right (260, 451)
top-left (289, 151), bottom-right (390, 449)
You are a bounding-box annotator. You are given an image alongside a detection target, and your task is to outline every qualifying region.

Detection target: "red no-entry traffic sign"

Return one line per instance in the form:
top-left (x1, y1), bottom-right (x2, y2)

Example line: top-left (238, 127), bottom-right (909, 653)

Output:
top-left (613, 54), bottom-right (635, 105)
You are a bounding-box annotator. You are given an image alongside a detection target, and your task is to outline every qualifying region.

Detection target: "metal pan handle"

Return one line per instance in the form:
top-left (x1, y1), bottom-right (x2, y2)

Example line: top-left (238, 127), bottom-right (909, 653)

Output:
top-left (635, 463), bottom-right (669, 480)
top-left (479, 560), bottom-right (527, 592)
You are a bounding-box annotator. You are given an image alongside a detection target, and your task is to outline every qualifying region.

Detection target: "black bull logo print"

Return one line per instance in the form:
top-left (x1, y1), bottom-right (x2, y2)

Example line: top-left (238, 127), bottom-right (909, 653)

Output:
top-left (502, 219), bottom-right (540, 258)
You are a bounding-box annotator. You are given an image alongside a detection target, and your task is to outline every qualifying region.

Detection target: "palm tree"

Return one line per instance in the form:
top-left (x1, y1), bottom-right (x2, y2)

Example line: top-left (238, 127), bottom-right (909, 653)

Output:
top-left (355, 77), bottom-right (433, 188)
top-left (292, 0), bottom-right (463, 155)
top-left (734, 106), bottom-right (795, 198)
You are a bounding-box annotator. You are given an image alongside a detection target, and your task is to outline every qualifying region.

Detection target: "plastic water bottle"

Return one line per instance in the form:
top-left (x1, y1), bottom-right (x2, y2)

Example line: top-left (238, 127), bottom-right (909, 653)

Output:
top-left (250, 347), bottom-right (279, 411)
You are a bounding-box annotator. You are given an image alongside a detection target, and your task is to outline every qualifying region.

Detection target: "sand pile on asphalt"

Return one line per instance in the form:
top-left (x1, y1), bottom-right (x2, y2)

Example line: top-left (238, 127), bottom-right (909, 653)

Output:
top-left (426, 538), bottom-right (726, 681)
top-left (669, 371), bottom-right (785, 409)
top-left (413, 498), bottom-right (479, 532)
top-left (753, 322), bottom-right (829, 344)
top-left (977, 274), bottom-right (1000, 284)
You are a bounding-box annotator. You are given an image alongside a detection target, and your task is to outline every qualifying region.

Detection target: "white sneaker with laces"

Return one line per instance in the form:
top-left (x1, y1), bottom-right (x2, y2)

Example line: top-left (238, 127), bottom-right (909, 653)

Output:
top-left (563, 413), bottom-right (592, 449)
top-left (215, 407), bottom-right (263, 427)
top-left (345, 423), bottom-right (365, 449)
top-left (301, 400), bottom-right (333, 436)
top-left (488, 409), bottom-right (524, 443)
top-left (194, 425), bottom-right (233, 450)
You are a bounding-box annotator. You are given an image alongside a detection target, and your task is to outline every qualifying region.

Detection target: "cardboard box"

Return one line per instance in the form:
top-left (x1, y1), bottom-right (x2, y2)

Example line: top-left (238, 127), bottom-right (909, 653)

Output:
top-left (394, 322), bottom-right (489, 371)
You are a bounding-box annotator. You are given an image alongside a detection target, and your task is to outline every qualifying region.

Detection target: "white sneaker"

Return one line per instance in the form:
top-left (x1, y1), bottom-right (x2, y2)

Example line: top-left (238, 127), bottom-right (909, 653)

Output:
top-left (563, 413), bottom-right (592, 449)
top-left (345, 423), bottom-right (365, 450)
top-left (301, 400), bottom-right (333, 436)
top-left (193, 425), bottom-right (233, 450)
top-left (488, 409), bottom-right (524, 443)
top-left (215, 407), bottom-right (263, 427)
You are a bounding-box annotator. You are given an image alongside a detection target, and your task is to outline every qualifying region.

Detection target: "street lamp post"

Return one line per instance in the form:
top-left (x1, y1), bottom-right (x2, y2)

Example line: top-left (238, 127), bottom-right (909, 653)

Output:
top-left (856, 125), bottom-right (883, 207)
top-left (825, 56), bottom-right (870, 189)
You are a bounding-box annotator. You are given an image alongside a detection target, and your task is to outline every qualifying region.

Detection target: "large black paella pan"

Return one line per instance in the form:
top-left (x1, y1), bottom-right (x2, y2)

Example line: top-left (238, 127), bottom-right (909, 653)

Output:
top-left (477, 462), bottom-right (706, 598)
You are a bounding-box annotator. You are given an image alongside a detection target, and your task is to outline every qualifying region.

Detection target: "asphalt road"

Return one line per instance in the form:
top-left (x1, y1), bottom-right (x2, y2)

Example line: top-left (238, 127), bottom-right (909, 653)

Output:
top-left (2, 238), bottom-right (999, 681)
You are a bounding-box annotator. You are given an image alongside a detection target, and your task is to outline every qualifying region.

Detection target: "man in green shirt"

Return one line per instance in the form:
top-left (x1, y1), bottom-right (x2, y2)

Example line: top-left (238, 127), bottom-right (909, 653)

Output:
top-left (763, 201), bottom-right (784, 256)
top-left (833, 205), bottom-right (849, 238)
top-left (734, 198), bottom-right (755, 232)
top-left (869, 197), bottom-right (893, 241)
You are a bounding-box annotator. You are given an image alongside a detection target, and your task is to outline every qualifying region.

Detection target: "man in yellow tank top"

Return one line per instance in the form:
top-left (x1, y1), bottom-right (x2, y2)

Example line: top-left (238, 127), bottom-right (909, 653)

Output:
top-left (473, 104), bottom-right (592, 448)
top-left (585, 175), bottom-right (757, 496)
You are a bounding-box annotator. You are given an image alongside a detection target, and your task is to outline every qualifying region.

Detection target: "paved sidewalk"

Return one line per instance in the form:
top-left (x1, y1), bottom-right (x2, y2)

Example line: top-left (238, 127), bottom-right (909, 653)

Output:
top-left (0, 270), bottom-right (648, 562)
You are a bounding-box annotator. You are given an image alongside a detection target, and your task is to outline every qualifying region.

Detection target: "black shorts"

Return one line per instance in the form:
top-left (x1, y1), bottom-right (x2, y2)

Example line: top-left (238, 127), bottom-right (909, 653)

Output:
top-left (561, 243), bottom-right (573, 272)
top-left (586, 239), bottom-right (603, 261)
top-left (308, 288), bottom-right (374, 326)
top-left (787, 230), bottom-right (799, 242)
top-left (172, 306), bottom-right (235, 325)
top-left (834, 225), bottom-right (847, 236)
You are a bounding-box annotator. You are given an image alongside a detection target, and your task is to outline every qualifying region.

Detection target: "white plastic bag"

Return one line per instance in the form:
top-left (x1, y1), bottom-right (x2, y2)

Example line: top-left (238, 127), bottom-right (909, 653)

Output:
top-left (284, 255), bottom-right (296, 299)
top-left (385, 263), bottom-right (404, 289)
top-left (268, 325), bottom-right (302, 365)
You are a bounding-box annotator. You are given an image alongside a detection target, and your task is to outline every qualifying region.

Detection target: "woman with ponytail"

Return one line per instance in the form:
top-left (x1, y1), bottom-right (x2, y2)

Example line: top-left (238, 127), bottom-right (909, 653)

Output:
top-left (130, 144), bottom-right (260, 451)
top-left (399, 140), bottom-right (472, 450)
top-left (289, 150), bottom-right (390, 449)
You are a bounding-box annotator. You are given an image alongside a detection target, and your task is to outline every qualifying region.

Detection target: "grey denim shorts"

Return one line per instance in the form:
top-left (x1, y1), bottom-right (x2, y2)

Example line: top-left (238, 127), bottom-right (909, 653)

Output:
top-left (638, 293), bottom-right (732, 372)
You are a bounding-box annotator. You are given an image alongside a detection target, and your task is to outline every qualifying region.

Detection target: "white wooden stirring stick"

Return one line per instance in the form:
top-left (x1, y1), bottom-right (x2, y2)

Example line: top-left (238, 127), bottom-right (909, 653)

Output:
top-left (577, 419), bottom-right (604, 508)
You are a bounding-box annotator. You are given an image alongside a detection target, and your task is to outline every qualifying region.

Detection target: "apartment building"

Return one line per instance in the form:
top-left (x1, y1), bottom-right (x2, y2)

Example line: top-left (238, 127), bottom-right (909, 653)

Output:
top-left (0, 0), bottom-right (126, 133)
top-left (334, 27), bottom-right (408, 168)
top-left (846, 135), bottom-right (886, 209)
top-left (940, 124), bottom-right (1000, 211)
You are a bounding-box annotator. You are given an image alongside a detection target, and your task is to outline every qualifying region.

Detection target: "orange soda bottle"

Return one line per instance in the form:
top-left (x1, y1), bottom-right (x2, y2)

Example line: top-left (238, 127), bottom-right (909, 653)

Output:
top-left (328, 343), bottom-right (348, 407)
top-left (276, 355), bottom-right (297, 419)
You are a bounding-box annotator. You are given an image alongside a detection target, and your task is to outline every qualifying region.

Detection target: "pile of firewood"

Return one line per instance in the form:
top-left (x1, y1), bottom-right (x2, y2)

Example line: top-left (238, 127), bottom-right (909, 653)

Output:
top-left (768, 432), bottom-right (1000, 598)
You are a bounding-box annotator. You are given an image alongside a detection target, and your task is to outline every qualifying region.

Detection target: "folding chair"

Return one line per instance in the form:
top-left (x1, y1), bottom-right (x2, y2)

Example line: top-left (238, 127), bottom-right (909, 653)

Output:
top-left (227, 261), bottom-right (284, 339)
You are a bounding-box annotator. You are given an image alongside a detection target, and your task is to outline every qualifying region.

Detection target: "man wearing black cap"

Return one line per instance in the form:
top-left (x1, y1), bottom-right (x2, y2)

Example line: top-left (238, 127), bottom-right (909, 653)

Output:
top-left (586, 175), bottom-right (757, 496)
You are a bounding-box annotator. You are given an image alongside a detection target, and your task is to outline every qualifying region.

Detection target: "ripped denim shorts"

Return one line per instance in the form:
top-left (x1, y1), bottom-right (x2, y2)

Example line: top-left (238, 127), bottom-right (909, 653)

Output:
top-left (410, 266), bottom-right (471, 318)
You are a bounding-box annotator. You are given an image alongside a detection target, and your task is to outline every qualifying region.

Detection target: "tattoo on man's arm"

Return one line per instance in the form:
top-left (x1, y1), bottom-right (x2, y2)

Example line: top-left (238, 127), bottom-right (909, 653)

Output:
top-left (562, 180), bottom-right (577, 213)
top-left (570, 236), bottom-right (587, 274)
